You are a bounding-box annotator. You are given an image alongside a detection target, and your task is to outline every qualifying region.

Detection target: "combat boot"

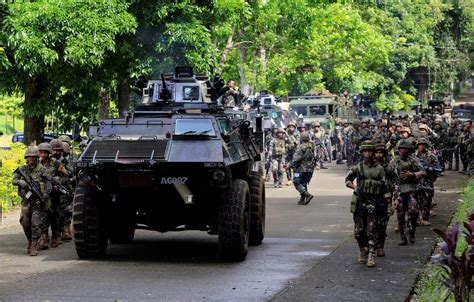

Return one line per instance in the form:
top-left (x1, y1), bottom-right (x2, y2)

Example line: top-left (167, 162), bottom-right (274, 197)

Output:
top-left (376, 248), bottom-right (385, 257)
top-left (51, 234), bottom-right (59, 248)
top-left (302, 192), bottom-right (313, 205)
top-left (357, 247), bottom-right (368, 264)
top-left (38, 234), bottom-right (49, 250)
top-left (409, 232), bottom-right (415, 244)
top-left (298, 194), bottom-right (305, 205)
top-left (62, 226), bottom-right (72, 241)
top-left (29, 241), bottom-right (38, 256)
top-left (367, 250), bottom-right (376, 267)
top-left (27, 241), bottom-right (32, 255)
top-left (398, 237), bottom-right (408, 246)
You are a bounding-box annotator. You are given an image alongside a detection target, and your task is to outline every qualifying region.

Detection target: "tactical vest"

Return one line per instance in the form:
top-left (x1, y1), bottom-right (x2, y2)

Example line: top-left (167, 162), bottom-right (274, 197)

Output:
top-left (272, 138), bottom-right (286, 156)
top-left (357, 162), bottom-right (384, 195)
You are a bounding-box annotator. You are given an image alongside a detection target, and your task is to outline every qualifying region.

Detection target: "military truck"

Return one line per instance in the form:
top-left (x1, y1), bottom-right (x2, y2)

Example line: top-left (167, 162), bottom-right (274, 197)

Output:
top-left (74, 67), bottom-right (265, 261)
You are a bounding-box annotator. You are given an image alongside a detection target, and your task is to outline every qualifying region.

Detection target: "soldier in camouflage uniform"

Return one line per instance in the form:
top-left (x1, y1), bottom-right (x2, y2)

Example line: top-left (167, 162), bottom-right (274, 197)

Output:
top-left (333, 118), bottom-right (345, 164)
top-left (346, 141), bottom-right (391, 267)
top-left (269, 128), bottom-right (287, 188)
top-left (390, 139), bottom-right (425, 245)
top-left (285, 122), bottom-right (300, 185)
top-left (309, 122), bottom-right (328, 169)
top-left (459, 120), bottom-right (473, 173)
top-left (415, 138), bottom-right (439, 226)
top-left (265, 127), bottom-right (277, 181)
top-left (60, 141), bottom-right (74, 240)
top-left (290, 132), bottom-right (315, 205)
top-left (37, 142), bottom-right (61, 249)
top-left (432, 120), bottom-right (447, 171)
top-left (12, 146), bottom-right (52, 256)
top-left (346, 120), bottom-right (362, 168)
top-left (221, 79), bottom-right (241, 108)
top-left (446, 120), bottom-right (460, 171)
top-left (374, 143), bottom-right (395, 257)
top-left (388, 123), bottom-right (403, 155)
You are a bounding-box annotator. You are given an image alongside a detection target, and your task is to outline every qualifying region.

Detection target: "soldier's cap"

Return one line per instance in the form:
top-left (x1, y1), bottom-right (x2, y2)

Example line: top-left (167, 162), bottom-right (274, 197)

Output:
top-left (397, 139), bottom-right (413, 149)
top-left (50, 139), bottom-right (64, 150)
top-left (24, 146), bottom-right (40, 158)
top-left (360, 141), bottom-right (376, 152)
top-left (417, 138), bottom-right (430, 146)
top-left (38, 142), bottom-right (52, 153)
top-left (300, 132), bottom-right (311, 142)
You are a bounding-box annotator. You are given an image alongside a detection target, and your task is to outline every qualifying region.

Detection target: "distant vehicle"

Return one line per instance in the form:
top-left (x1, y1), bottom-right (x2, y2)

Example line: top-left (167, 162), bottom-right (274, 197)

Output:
top-left (288, 95), bottom-right (339, 129)
top-left (256, 91), bottom-right (278, 106)
top-left (11, 132), bottom-right (60, 143)
top-left (357, 108), bottom-right (378, 122)
top-left (452, 108), bottom-right (472, 122)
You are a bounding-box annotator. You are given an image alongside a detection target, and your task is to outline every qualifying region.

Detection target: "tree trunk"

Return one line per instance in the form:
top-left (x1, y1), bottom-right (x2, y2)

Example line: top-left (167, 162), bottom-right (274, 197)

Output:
top-left (98, 88), bottom-right (110, 120)
top-left (24, 76), bottom-right (46, 146)
top-left (259, 33), bottom-right (267, 88)
top-left (216, 35), bottom-right (234, 75)
top-left (237, 47), bottom-right (251, 96)
top-left (117, 79), bottom-right (131, 117)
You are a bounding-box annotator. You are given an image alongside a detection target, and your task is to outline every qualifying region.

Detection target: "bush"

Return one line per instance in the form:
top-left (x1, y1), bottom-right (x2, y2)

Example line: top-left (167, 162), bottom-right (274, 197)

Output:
top-left (0, 142), bottom-right (26, 212)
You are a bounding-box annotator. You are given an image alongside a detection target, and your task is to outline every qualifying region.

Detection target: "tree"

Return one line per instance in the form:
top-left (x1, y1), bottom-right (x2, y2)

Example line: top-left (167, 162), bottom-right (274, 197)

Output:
top-left (0, 1), bottom-right (136, 144)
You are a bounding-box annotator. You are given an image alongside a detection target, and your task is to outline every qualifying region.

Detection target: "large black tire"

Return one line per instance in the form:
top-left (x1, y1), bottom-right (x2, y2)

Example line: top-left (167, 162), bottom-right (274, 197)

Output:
top-left (218, 179), bottom-right (251, 261)
top-left (249, 170), bottom-right (265, 246)
top-left (72, 180), bottom-right (108, 258)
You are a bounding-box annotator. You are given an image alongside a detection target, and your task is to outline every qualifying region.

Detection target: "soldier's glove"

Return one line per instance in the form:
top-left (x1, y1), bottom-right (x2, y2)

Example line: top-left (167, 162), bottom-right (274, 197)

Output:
top-left (18, 180), bottom-right (28, 189)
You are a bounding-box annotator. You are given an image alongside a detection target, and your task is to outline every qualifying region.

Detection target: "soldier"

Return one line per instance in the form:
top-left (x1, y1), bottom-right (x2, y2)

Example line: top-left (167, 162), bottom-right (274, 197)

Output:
top-left (390, 139), bottom-right (425, 245)
top-left (37, 142), bottom-right (60, 249)
top-left (221, 79), bottom-right (241, 108)
top-left (290, 132), bottom-right (315, 205)
top-left (309, 122), bottom-right (328, 170)
top-left (12, 146), bottom-right (52, 256)
top-left (432, 119), bottom-right (447, 171)
top-left (285, 122), bottom-right (300, 186)
top-left (459, 120), bottom-right (473, 173)
top-left (333, 118), bottom-right (345, 164)
top-left (446, 120), bottom-right (460, 171)
top-left (346, 119), bottom-right (362, 168)
top-left (387, 123), bottom-right (403, 155)
top-left (374, 143), bottom-right (395, 256)
top-left (372, 122), bottom-right (388, 144)
top-left (415, 138), bottom-right (439, 226)
top-left (264, 127), bottom-right (277, 181)
top-left (269, 128), bottom-right (287, 188)
top-left (60, 142), bottom-right (74, 241)
top-left (346, 141), bottom-right (391, 267)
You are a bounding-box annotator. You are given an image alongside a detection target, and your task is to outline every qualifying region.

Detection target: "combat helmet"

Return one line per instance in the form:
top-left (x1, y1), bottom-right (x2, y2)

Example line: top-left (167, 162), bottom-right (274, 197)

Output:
top-left (375, 143), bottom-right (388, 154)
top-left (38, 142), bottom-right (52, 153)
top-left (24, 146), bottom-right (40, 158)
top-left (397, 139), bottom-right (413, 149)
top-left (287, 121), bottom-right (297, 128)
top-left (360, 141), bottom-right (375, 152)
top-left (50, 139), bottom-right (64, 151)
top-left (312, 121), bottom-right (320, 128)
top-left (402, 127), bottom-right (411, 134)
top-left (62, 142), bottom-right (71, 153)
top-left (300, 132), bottom-right (311, 142)
top-left (417, 138), bottom-right (430, 146)
top-left (277, 128), bottom-right (285, 133)
top-left (58, 135), bottom-right (72, 145)
top-left (352, 119), bottom-right (361, 127)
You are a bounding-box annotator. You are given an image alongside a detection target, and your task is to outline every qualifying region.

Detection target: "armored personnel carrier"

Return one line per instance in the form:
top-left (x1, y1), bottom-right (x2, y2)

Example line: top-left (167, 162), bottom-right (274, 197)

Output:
top-left (74, 67), bottom-right (265, 261)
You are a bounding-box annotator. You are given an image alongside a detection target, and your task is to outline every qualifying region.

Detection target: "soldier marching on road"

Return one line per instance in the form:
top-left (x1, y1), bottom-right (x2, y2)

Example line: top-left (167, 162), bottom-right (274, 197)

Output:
top-left (12, 146), bottom-right (52, 256)
top-left (289, 132), bottom-right (315, 205)
top-left (285, 122), bottom-right (300, 186)
top-left (345, 141), bottom-right (391, 268)
top-left (269, 128), bottom-right (287, 188)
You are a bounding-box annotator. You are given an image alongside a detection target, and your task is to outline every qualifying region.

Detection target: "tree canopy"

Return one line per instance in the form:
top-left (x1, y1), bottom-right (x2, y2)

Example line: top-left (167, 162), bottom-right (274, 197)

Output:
top-left (0, 0), bottom-right (472, 143)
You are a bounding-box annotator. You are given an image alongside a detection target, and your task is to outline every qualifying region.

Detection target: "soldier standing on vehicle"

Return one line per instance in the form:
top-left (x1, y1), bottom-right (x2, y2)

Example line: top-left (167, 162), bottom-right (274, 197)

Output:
top-left (269, 128), bottom-right (287, 188)
top-left (285, 122), bottom-right (299, 186)
top-left (221, 79), bottom-right (241, 108)
top-left (346, 141), bottom-right (391, 267)
top-left (290, 132), bottom-right (315, 205)
top-left (338, 90), bottom-right (352, 107)
top-left (446, 120), bottom-right (460, 171)
top-left (12, 146), bottom-right (52, 256)
top-left (415, 138), bottom-right (439, 226)
top-left (390, 139), bottom-right (425, 245)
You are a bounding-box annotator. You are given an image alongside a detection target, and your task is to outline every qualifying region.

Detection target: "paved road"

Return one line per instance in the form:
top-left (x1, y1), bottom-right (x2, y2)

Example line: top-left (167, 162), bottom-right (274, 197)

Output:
top-left (0, 164), bottom-right (466, 301)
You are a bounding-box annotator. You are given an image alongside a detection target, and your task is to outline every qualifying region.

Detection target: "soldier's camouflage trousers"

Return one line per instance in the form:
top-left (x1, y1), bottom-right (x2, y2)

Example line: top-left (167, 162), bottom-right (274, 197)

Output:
top-left (417, 188), bottom-right (434, 221)
top-left (353, 195), bottom-right (386, 250)
top-left (376, 208), bottom-right (391, 250)
top-left (286, 151), bottom-right (295, 181)
top-left (44, 193), bottom-right (61, 237)
top-left (20, 199), bottom-right (47, 242)
top-left (396, 192), bottom-right (418, 239)
top-left (272, 156), bottom-right (285, 186)
top-left (293, 172), bottom-right (313, 194)
top-left (59, 192), bottom-right (73, 231)
top-left (346, 144), bottom-right (358, 168)
top-left (445, 148), bottom-right (459, 170)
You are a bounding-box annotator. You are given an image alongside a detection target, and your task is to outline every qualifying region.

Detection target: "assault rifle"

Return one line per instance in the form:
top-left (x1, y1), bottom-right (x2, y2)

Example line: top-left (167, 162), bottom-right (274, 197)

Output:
top-left (419, 159), bottom-right (443, 173)
top-left (15, 168), bottom-right (45, 203)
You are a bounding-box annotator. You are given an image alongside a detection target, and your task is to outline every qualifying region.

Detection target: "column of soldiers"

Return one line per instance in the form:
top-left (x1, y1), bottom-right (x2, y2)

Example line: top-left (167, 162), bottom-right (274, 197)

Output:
top-left (12, 135), bottom-right (76, 256)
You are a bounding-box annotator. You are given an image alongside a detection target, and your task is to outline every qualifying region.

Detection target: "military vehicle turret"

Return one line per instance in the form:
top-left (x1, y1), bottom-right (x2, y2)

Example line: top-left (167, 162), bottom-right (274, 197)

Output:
top-left (73, 67), bottom-right (265, 261)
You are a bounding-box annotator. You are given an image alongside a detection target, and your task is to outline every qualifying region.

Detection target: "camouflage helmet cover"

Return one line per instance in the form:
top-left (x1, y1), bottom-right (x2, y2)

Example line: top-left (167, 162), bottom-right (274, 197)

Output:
top-left (58, 135), bottom-right (72, 144)
top-left (360, 140), bottom-right (375, 152)
top-left (37, 142), bottom-right (52, 153)
top-left (62, 142), bottom-right (71, 153)
top-left (24, 146), bottom-right (40, 158)
top-left (397, 139), bottom-right (413, 149)
top-left (417, 138), bottom-right (430, 146)
top-left (50, 139), bottom-right (64, 150)
top-left (312, 121), bottom-right (320, 127)
top-left (300, 132), bottom-right (311, 142)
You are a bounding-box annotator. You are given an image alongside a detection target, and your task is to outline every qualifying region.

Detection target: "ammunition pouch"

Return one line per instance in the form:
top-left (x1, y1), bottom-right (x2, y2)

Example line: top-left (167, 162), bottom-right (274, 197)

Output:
top-left (350, 192), bottom-right (358, 213)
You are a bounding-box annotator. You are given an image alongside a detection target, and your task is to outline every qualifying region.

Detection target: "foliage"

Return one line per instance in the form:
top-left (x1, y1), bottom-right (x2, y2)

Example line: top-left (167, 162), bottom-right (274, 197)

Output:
top-left (0, 142), bottom-right (25, 212)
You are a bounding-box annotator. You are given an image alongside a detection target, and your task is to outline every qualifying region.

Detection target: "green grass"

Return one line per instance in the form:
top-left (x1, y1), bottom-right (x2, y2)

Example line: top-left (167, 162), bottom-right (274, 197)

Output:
top-left (0, 115), bottom-right (23, 134)
top-left (415, 177), bottom-right (474, 301)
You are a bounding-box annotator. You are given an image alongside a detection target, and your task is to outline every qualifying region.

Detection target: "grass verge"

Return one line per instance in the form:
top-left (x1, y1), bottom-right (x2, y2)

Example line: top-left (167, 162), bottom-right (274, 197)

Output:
top-left (414, 177), bottom-right (474, 301)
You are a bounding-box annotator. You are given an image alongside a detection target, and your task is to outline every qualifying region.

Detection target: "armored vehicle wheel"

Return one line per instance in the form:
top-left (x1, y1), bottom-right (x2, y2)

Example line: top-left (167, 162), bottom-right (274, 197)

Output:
top-left (249, 170), bottom-right (265, 246)
top-left (72, 181), bottom-right (108, 258)
top-left (218, 179), bottom-right (250, 261)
